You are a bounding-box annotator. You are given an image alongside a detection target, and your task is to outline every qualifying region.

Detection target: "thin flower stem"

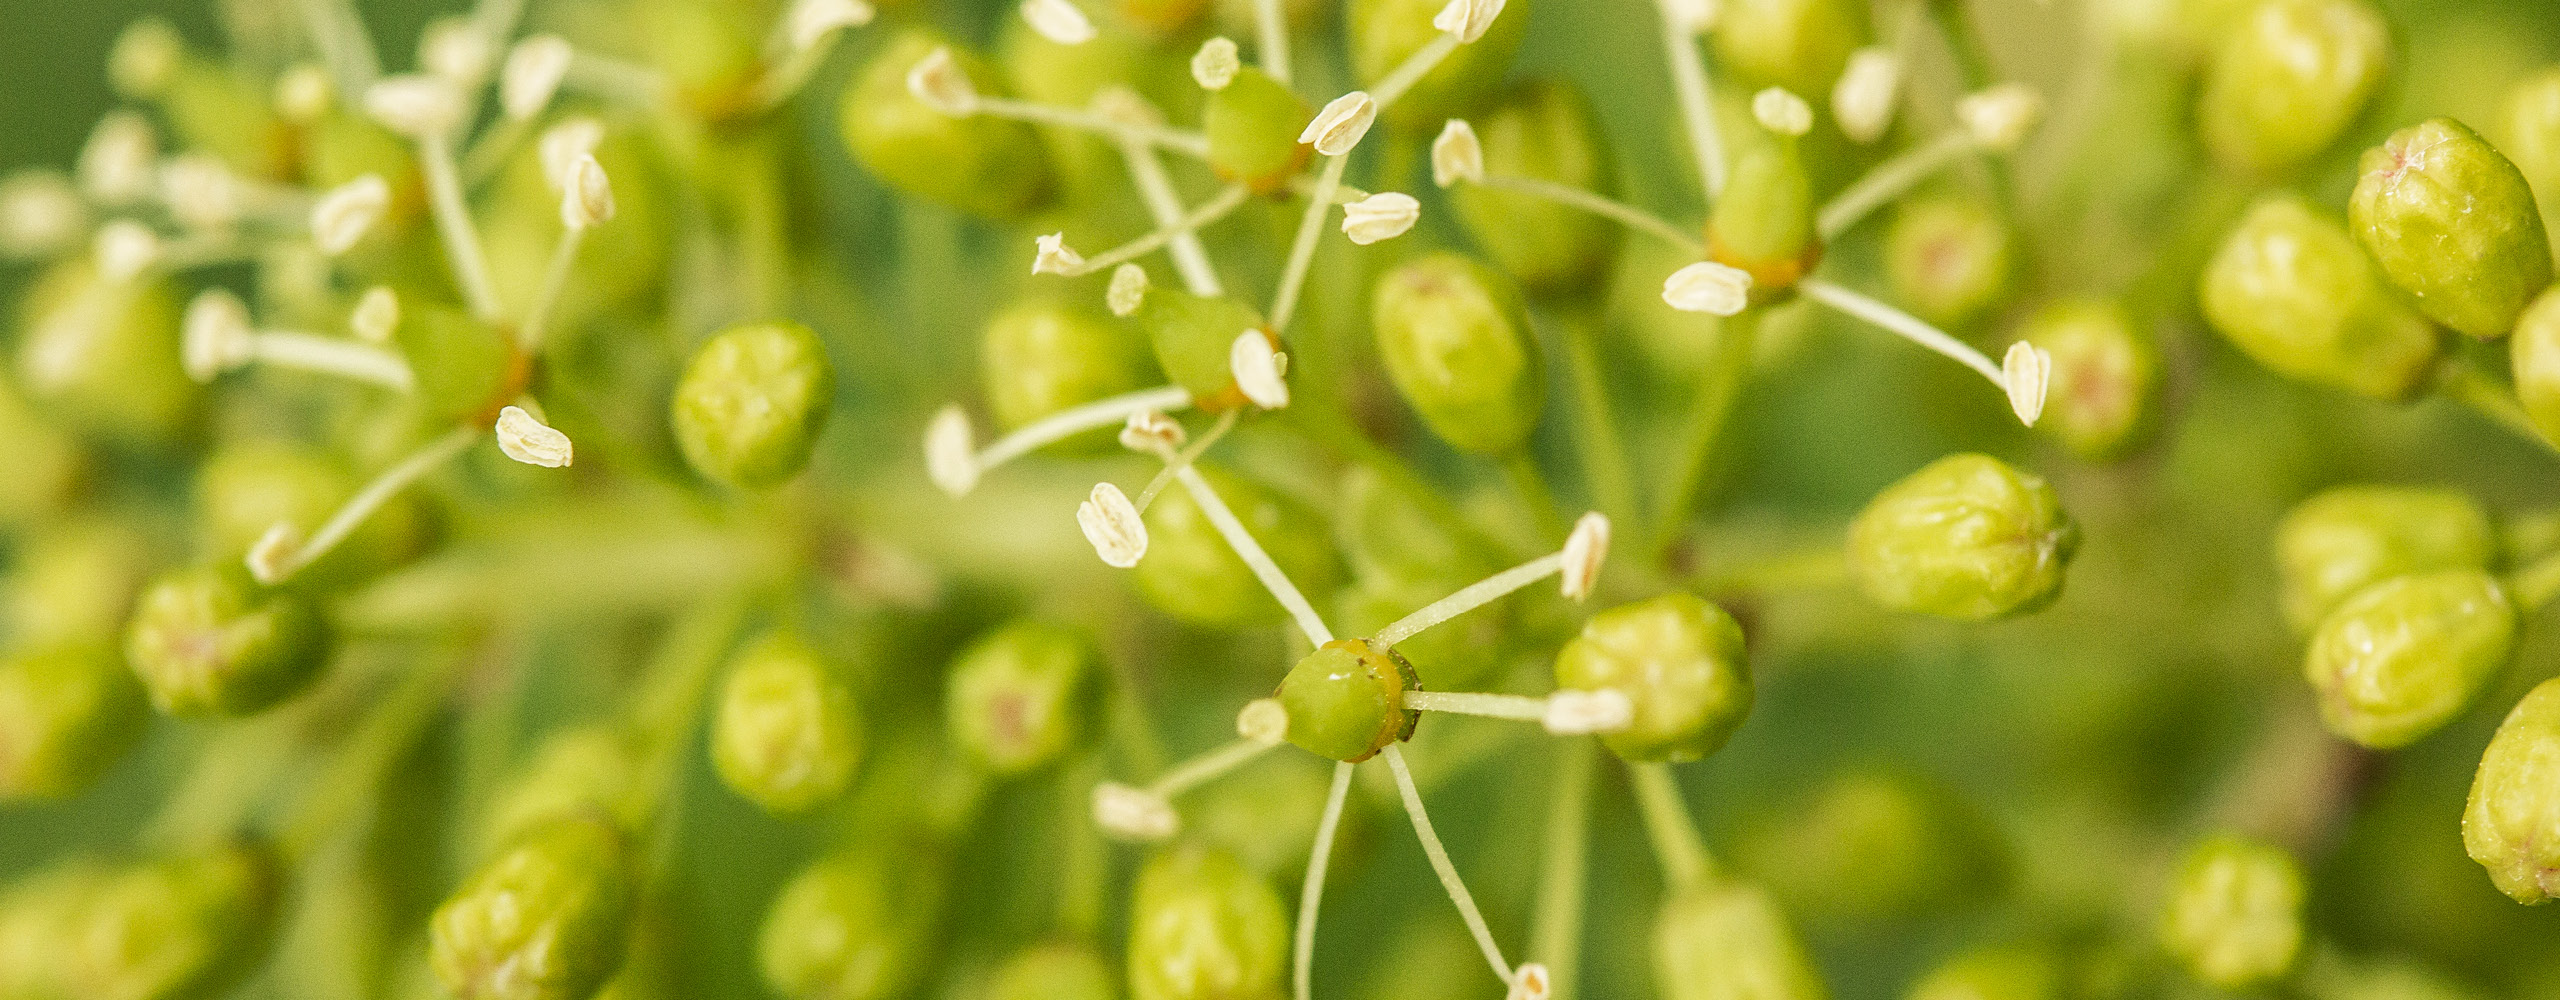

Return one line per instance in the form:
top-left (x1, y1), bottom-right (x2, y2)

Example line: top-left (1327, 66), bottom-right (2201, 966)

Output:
top-left (250, 331), bottom-right (415, 390)
top-left (518, 224), bottom-right (588, 352)
top-left (1293, 761), bottom-right (1356, 1000)
top-left (298, 0), bottom-right (380, 97)
top-left (977, 97), bottom-right (1214, 159)
top-left (1815, 130), bottom-right (1976, 240)
top-left (1271, 154), bottom-right (1350, 334)
top-left (275, 645), bottom-right (467, 864)
top-left (1256, 0), bottom-right (1293, 84)
top-left (1287, 172), bottom-right (1370, 205)
top-left (1556, 312), bottom-right (1636, 528)
top-left (1629, 760), bottom-right (1714, 892)
top-left (1146, 737), bottom-right (1272, 799)
top-left (750, 39), bottom-right (840, 111)
top-left (1173, 465), bottom-right (1335, 646)
top-left (417, 133), bottom-right (507, 323)
top-left (1481, 174), bottom-right (1704, 256)
top-left (1074, 183), bottom-right (1252, 277)
top-left (1655, 1), bottom-right (1726, 200)
top-left (1384, 744), bottom-right (1516, 988)
top-left (460, 114), bottom-right (535, 187)
top-left (1799, 278), bottom-right (2004, 384)
top-left (1135, 409), bottom-right (1240, 511)
top-left (2440, 360), bottom-right (2556, 452)
top-left (1375, 553), bottom-right (1564, 648)
top-left (975, 385), bottom-right (1196, 470)
top-left (1402, 690), bottom-right (1550, 722)
top-left (1373, 34), bottom-right (1462, 111)
top-left (1504, 450), bottom-right (1571, 542)
top-left (1650, 309), bottom-right (1759, 561)
top-left (1531, 740), bottom-right (1595, 1000)
top-left (272, 426), bottom-right (478, 583)
top-left (1104, 154), bottom-right (1243, 294)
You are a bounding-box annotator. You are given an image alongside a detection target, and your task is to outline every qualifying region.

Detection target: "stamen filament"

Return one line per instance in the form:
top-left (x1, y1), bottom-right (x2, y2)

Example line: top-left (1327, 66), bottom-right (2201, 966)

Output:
top-left (750, 37), bottom-right (842, 110)
top-left (1372, 34), bottom-right (1462, 111)
top-left (250, 331), bottom-right (415, 390)
top-left (1384, 744), bottom-right (1516, 988)
top-left (1069, 183), bottom-right (1252, 279)
top-left (1134, 409), bottom-right (1239, 511)
top-left (975, 385), bottom-right (1194, 470)
top-left (1628, 760), bottom-right (1714, 891)
top-left (1115, 145), bottom-right (1234, 295)
top-left (1815, 130), bottom-right (1975, 240)
top-left (416, 134), bottom-right (507, 323)
top-left (460, 115), bottom-right (536, 186)
top-left (1655, 0), bottom-right (1727, 199)
top-left (1287, 172), bottom-right (1370, 205)
top-left (1146, 737), bottom-right (1272, 798)
top-left (1530, 741), bottom-right (1594, 1000)
top-left (264, 425), bottom-right (477, 583)
top-left (1799, 278), bottom-right (2004, 385)
top-left (1256, 0), bottom-right (1293, 84)
top-left (1480, 175), bottom-right (1704, 255)
top-left (1270, 154), bottom-right (1350, 333)
top-left (1173, 464), bottom-right (1335, 646)
top-left (518, 224), bottom-right (587, 351)
top-left (298, 0), bottom-right (382, 96)
top-left (1374, 552), bottom-right (1565, 647)
top-left (1293, 761), bottom-right (1355, 1000)
top-left (975, 97), bottom-right (1214, 159)
top-left (1402, 690), bottom-right (1549, 722)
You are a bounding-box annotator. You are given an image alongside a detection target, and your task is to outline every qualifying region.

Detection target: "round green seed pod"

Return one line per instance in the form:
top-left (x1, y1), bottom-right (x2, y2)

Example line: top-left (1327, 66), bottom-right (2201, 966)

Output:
top-left (1708, 144), bottom-right (1819, 298)
top-left (197, 441), bottom-right (425, 589)
top-left (396, 304), bottom-right (517, 424)
top-left (1205, 68), bottom-right (1312, 194)
top-left (671, 320), bottom-right (837, 490)
top-left (1126, 846), bottom-right (1288, 1000)
top-left (0, 643), bottom-right (148, 801)
top-left (1884, 194), bottom-right (2014, 329)
top-left (759, 838), bottom-right (949, 1000)
top-left (1741, 773), bottom-right (2006, 925)
top-left (2462, 677), bottom-right (2560, 904)
top-left (1276, 638), bottom-right (1419, 763)
top-left (2019, 298), bottom-right (2160, 461)
top-left (2200, 194), bottom-right (2442, 400)
top-left (840, 32), bottom-right (1054, 220)
top-left (2349, 118), bottom-right (2554, 339)
top-left (2304, 570), bottom-right (2516, 749)
top-left (1846, 455), bottom-right (2079, 621)
top-left (1370, 253), bottom-right (1544, 456)
top-left (2509, 285), bottom-right (2560, 443)
top-left (1906, 947), bottom-right (2060, 1000)
top-left (987, 943), bottom-right (1117, 1000)
top-left (2274, 486), bottom-right (2494, 633)
top-left (2198, 0), bottom-right (2391, 177)
top-left (1135, 466), bottom-right (1343, 629)
top-left (430, 814), bottom-right (637, 1000)
top-left (980, 299), bottom-right (1157, 440)
top-left (1553, 593), bottom-right (1752, 763)
top-left (1334, 573), bottom-right (1503, 691)
top-left (15, 261), bottom-right (196, 445)
top-left (63, 842), bottom-right (280, 1000)
top-left (943, 619), bottom-right (1100, 776)
top-left (1713, 0), bottom-right (1868, 96)
top-left (710, 634), bottom-right (863, 815)
top-left (1349, 0), bottom-right (1530, 127)
top-left (1450, 79), bottom-right (1623, 295)
top-left (1653, 883), bottom-right (1829, 1000)
top-left (2158, 835), bottom-right (2305, 989)
top-left (1135, 290), bottom-right (1272, 414)
top-left (4, 518), bottom-right (153, 650)
top-left (124, 566), bottom-right (331, 718)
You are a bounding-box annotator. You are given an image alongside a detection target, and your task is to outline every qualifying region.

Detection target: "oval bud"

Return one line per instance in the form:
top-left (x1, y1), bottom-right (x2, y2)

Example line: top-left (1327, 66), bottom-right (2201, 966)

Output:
top-left (395, 304), bottom-right (517, 423)
top-left (840, 32), bottom-right (1054, 219)
top-left (981, 299), bottom-right (1157, 446)
top-left (15, 262), bottom-right (197, 445)
top-left (710, 634), bottom-right (863, 815)
top-left (1136, 289), bottom-right (1273, 414)
top-left (1276, 638), bottom-right (1419, 762)
top-left (1450, 79), bottom-right (1624, 294)
top-left (1907, 947), bottom-right (2060, 1000)
top-left (1127, 846), bottom-right (1288, 1000)
top-left (2198, 0), bottom-right (2390, 177)
top-left (1847, 454), bottom-right (2078, 621)
top-left (1372, 253), bottom-right (1544, 455)
top-left (2200, 194), bottom-right (2442, 400)
top-left (989, 943), bottom-right (1117, 1000)
top-left (1204, 67), bottom-right (1313, 193)
top-left (1134, 466), bottom-right (1343, 628)
top-left (2509, 286), bottom-right (2560, 443)
top-left (64, 843), bottom-right (281, 1000)
top-left (944, 619), bottom-right (1100, 775)
top-left (2159, 835), bottom-right (2305, 989)
top-left (2349, 118), bottom-right (2553, 339)
top-left (1349, 0), bottom-right (1530, 127)
top-left (1653, 883), bottom-right (1828, 1000)
top-left (672, 320), bottom-right (837, 489)
top-left (0, 643), bottom-right (148, 801)
top-left (2275, 486), bottom-right (2493, 633)
top-left (431, 814), bottom-right (637, 1000)
top-left (198, 441), bottom-right (426, 589)
top-left (1711, 0), bottom-right (1869, 97)
top-left (2304, 570), bottom-right (2516, 749)
top-left (2019, 299), bottom-right (2159, 460)
top-left (4, 519), bottom-right (152, 650)
top-left (1884, 194), bottom-right (2013, 329)
top-left (759, 838), bottom-right (949, 1000)
top-left (1553, 593), bottom-right (1752, 763)
top-left (125, 566), bottom-right (331, 718)
top-left (1708, 144), bottom-right (1819, 296)
top-left (2463, 677), bottom-right (2560, 904)
top-left (1739, 772), bottom-right (2005, 924)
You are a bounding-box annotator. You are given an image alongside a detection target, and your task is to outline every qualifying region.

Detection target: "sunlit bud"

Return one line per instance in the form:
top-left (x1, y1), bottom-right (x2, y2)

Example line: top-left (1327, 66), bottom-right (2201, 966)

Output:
top-left (561, 155), bottom-right (615, 230)
top-left (1833, 47), bottom-right (1899, 143)
top-left (1023, 0), bottom-right (1098, 44)
top-left (1033, 231), bottom-right (1085, 275)
top-left (1509, 963), bottom-right (1553, 1000)
top-left (160, 154), bottom-right (236, 230)
top-left (1302, 91), bottom-right (1379, 155)
top-left (1662, 261), bottom-right (1753, 316)
top-left (1077, 482), bottom-right (1148, 568)
top-left (1121, 409), bottom-right (1185, 453)
top-left (1230, 330), bottom-right (1289, 409)
top-left (495, 405), bottom-right (575, 468)
top-left (108, 20), bottom-right (181, 99)
top-left (1753, 87), bottom-right (1814, 137)
top-left (274, 64), bottom-right (332, 122)
top-left (789, 0), bottom-right (876, 51)
top-left (1094, 781), bottom-right (1180, 840)
top-left (181, 289), bottom-right (253, 383)
top-left (1663, 0), bottom-right (1718, 34)
top-left (907, 47), bottom-right (981, 116)
top-left (925, 405), bottom-right (979, 495)
top-left (1237, 698), bottom-right (1288, 745)
top-left (539, 119), bottom-right (607, 190)
top-left (1342, 192), bottom-right (1422, 245)
top-left (0, 172), bottom-right (85, 258)
top-left (92, 220), bottom-right (159, 283)
top-left (245, 523), bottom-right (299, 585)
top-left (1432, 0), bottom-right (1508, 44)
top-left (78, 112), bottom-right (156, 204)
top-left (420, 19), bottom-right (494, 85)
top-left (1543, 688), bottom-right (1633, 735)
top-left (351, 287), bottom-right (398, 344)
top-left (1192, 37), bottom-right (1242, 90)
top-left (1959, 84), bottom-right (2043, 151)
top-left (310, 174), bottom-right (389, 255)
top-left (1108, 263), bottom-right (1150, 317)
top-left (501, 36), bottom-right (573, 120)
top-left (2002, 341), bottom-right (2051, 427)
top-left (1561, 511), bottom-right (1611, 600)
top-left (1432, 119), bottom-right (1484, 187)
top-left (364, 74), bottom-right (465, 136)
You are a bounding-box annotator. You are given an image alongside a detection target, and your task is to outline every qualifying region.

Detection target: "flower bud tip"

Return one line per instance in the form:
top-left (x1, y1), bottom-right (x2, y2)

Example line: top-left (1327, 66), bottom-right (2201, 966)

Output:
top-left (1033, 232), bottom-right (1085, 275)
top-left (1022, 0), bottom-right (1097, 45)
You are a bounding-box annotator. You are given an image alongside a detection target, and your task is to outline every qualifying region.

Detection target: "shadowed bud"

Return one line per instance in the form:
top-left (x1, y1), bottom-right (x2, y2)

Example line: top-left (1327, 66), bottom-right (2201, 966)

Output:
top-left (2020, 299), bottom-right (2159, 460)
top-left (1451, 79), bottom-right (1623, 292)
top-left (2275, 486), bottom-right (2492, 632)
top-left (2201, 194), bottom-right (2441, 399)
top-left (1832, 47), bottom-right (1898, 143)
top-left (2160, 835), bottom-right (2304, 989)
top-left (495, 405), bottom-right (575, 468)
top-left (0, 643), bottom-right (147, 801)
top-left (2198, 0), bottom-right (2390, 177)
top-left (1663, 261), bottom-right (1753, 316)
top-left (1342, 192), bottom-right (1422, 244)
top-left (1079, 483), bottom-right (1149, 568)
top-left (1555, 593), bottom-right (1751, 762)
top-left (1884, 194), bottom-right (2013, 328)
top-left (501, 36), bottom-right (573, 120)
top-left (1127, 847), bottom-right (1288, 1000)
top-left (1711, 0), bottom-right (1865, 96)
top-left (711, 635), bottom-right (863, 815)
top-left (1708, 144), bottom-right (1816, 293)
top-left (126, 566), bottom-right (330, 717)
top-left (1432, 118), bottom-right (1483, 187)
top-left (67, 843), bottom-right (281, 1000)
top-left (1277, 638), bottom-right (1418, 762)
top-left (311, 174), bottom-right (390, 256)
top-left (983, 300), bottom-right (1155, 438)
top-left (2305, 569), bottom-right (2515, 749)
top-left (1135, 465), bottom-right (1342, 626)
top-left (1655, 883), bottom-right (1827, 1000)
top-left (1023, 0), bottom-right (1098, 44)
top-left (1373, 253), bottom-right (1543, 454)
top-left (760, 839), bottom-right (950, 1000)
top-left (674, 321), bottom-right (837, 489)
top-left (2463, 677), bottom-right (2560, 903)
top-left (989, 944), bottom-right (1117, 1000)
top-left (1848, 454), bottom-right (2077, 621)
top-left (1561, 511), bottom-right (1610, 600)
top-left (843, 33), bottom-right (1052, 219)
top-left (1204, 67), bottom-right (1314, 192)
top-left (2350, 118), bottom-right (2553, 338)
top-left (1192, 37), bottom-right (1242, 89)
top-left (945, 620), bottom-right (1100, 774)
top-left (432, 814), bottom-right (637, 1000)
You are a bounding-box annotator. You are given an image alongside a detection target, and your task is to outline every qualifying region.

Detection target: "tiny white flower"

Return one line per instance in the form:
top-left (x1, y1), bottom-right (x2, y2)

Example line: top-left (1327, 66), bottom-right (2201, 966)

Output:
top-left (310, 174), bottom-right (390, 256)
top-left (1190, 37), bottom-right (1241, 90)
top-left (245, 522), bottom-right (301, 585)
top-left (78, 111), bottom-right (157, 204)
top-left (93, 219), bottom-right (160, 283)
top-left (1301, 91), bottom-right (1378, 156)
top-left (1958, 83), bottom-right (2044, 152)
top-left (1559, 511), bottom-right (1610, 601)
top-left (1541, 688), bottom-right (1633, 735)
top-left (1662, 0), bottom-right (1717, 34)
top-left (562, 154), bottom-right (616, 230)
top-left (109, 20), bottom-right (181, 99)
top-left (0, 171), bottom-right (87, 258)
top-left (925, 404), bottom-right (980, 496)
top-left (1751, 86), bottom-right (1813, 137)
top-left (495, 405), bottom-right (575, 468)
top-left (420, 18), bottom-right (495, 85)
top-left (1032, 232), bottom-right (1085, 275)
top-left (2002, 341), bottom-right (2052, 428)
top-left (1021, 0), bottom-right (1097, 45)
top-left (1230, 330), bottom-right (1289, 410)
top-left (364, 74), bottom-right (465, 137)
top-left (1341, 192), bottom-right (1421, 245)
top-left (1107, 263), bottom-right (1150, 317)
top-left (1832, 47), bottom-right (1899, 144)
top-left (1661, 261), bottom-right (1752, 316)
top-left (1120, 409), bottom-right (1185, 453)
top-left (906, 46), bottom-right (979, 116)
top-left (351, 286), bottom-right (399, 344)
top-left (1236, 698), bottom-right (1289, 746)
top-left (1508, 963), bottom-right (1554, 1000)
top-left (789, 0), bottom-right (876, 51)
top-left (1431, 0), bottom-right (1508, 44)
top-left (275, 64), bottom-right (333, 122)
top-left (539, 119), bottom-right (608, 190)
top-left (1092, 782), bottom-right (1179, 841)
top-left (182, 288), bottom-right (255, 383)
top-left (1077, 482), bottom-right (1148, 568)
top-left (501, 36), bottom-right (574, 120)
top-left (1431, 119), bottom-right (1483, 188)
top-left (160, 154), bottom-right (237, 230)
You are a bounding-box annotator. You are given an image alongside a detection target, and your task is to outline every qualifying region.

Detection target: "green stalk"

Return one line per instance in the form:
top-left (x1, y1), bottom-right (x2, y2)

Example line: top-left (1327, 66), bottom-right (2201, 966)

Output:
top-left (1555, 308), bottom-right (1637, 531)
top-left (1530, 739), bottom-right (1596, 1000)
top-left (1504, 449), bottom-right (1572, 542)
top-left (1629, 761), bottom-right (1716, 893)
top-left (1651, 309), bottom-right (1762, 562)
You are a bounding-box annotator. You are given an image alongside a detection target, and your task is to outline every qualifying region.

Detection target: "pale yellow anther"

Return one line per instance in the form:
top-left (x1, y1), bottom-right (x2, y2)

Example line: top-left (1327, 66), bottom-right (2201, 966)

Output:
top-left (364, 75), bottom-right (466, 136)
top-left (789, 0), bottom-right (876, 51)
top-left (351, 286), bottom-right (399, 344)
top-left (0, 172), bottom-right (84, 258)
top-left (1302, 91), bottom-right (1378, 156)
top-left (1752, 87), bottom-right (1813, 137)
top-left (78, 111), bottom-right (157, 204)
top-left (562, 155), bottom-right (616, 230)
top-left (1832, 47), bottom-right (1899, 144)
top-left (539, 119), bottom-right (608, 190)
top-left (1231, 331), bottom-right (1290, 410)
top-left (245, 522), bottom-right (300, 585)
top-left (420, 19), bottom-right (495, 85)
top-left (311, 174), bottom-right (390, 256)
top-left (1237, 698), bottom-right (1289, 746)
top-left (1107, 263), bottom-right (1150, 317)
top-left (1661, 261), bottom-right (1752, 316)
top-left (1077, 482), bottom-right (1150, 568)
top-left (1033, 232), bottom-right (1086, 275)
top-left (1022, 0), bottom-right (1097, 45)
top-left (502, 36), bottom-right (574, 120)
top-left (1560, 511), bottom-right (1610, 601)
top-left (1341, 192), bottom-right (1421, 245)
top-left (1958, 84), bottom-right (2044, 152)
top-left (275, 65), bottom-right (333, 123)
top-left (1092, 782), bottom-right (1179, 840)
top-left (925, 404), bottom-right (980, 496)
top-left (495, 405), bottom-right (575, 468)
top-left (1508, 963), bottom-right (1553, 1000)
top-left (109, 20), bottom-right (181, 99)
top-left (1432, 0), bottom-right (1508, 44)
top-left (906, 46), bottom-right (979, 116)
top-left (182, 288), bottom-right (254, 383)
top-left (1120, 409), bottom-right (1185, 452)
top-left (2002, 341), bottom-right (2052, 428)
top-left (160, 154), bottom-right (236, 230)
top-left (93, 219), bottom-right (159, 283)
top-left (1542, 689), bottom-right (1633, 735)
top-left (1432, 119), bottom-right (1483, 188)
top-left (1191, 37), bottom-right (1242, 90)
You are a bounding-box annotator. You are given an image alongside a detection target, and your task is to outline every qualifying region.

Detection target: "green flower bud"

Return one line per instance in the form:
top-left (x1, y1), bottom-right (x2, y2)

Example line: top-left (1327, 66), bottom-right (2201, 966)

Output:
top-left (116, 24), bottom-right (289, 178)
top-left (2509, 285), bottom-right (2560, 442)
top-left (0, 379), bottom-right (82, 529)
top-left (2200, 195), bottom-right (2443, 400)
top-left (1653, 884), bottom-right (1829, 1000)
top-left (944, 619), bottom-right (1099, 775)
top-left (1553, 593), bottom-right (1752, 763)
top-left (2198, 0), bottom-right (2391, 177)
top-left (1136, 290), bottom-right (1273, 414)
top-left (480, 725), bottom-right (648, 853)
top-left (5, 519), bottom-right (152, 649)
top-left (2462, 677), bottom-right (2560, 903)
top-left (2159, 835), bottom-right (2305, 989)
top-left (1371, 253), bottom-right (1544, 455)
top-left (1846, 455), bottom-right (2078, 621)
top-left (987, 944), bottom-right (1117, 1000)
top-left (431, 814), bottom-right (637, 1000)
top-left (125, 566), bottom-right (331, 718)
top-left (1205, 68), bottom-right (1313, 194)
top-left (1276, 638), bottom-right (1419, 762)
top-left (1907, 947), bottom-right (2059, 1000)
top-left (671, 320), bottom-right (837, 490)
top-left (980, 299), bottom-right (1157, 442)
top-left (198, 441), bottom-right (425, 589)
top-left (64, 843), bottom-right (280, 1000)
top-left (1709, 144), bottom-right (1819, 297)
top-left (396, 304), bottom-right (517, 423)
top-left (1127, 846), bottom-right (1288, 1000)
top-left (1884, 194), bottom-right (2014, 329)
top-left (759, 838), bottom-right (949, 1000)
top-left (841, 33), bottom-right (1054, 220)
top-left (2498, 68), bottom-right (2560, 237)
top-left (710, 634), bottom-right (863, 815)
top-left (1711, 0), bottom-right (1869, 96)
top-left (1135, 466), bottom-right (1343, 629)
top-left (0, 643), bottom-right (148, 801)
top-left (2019, 299), bottom-right (2160, 461)
top-left (2349, 118), bottom-right (2554, 339)
top-left (2275, 486), bottom-right (2494, 632)
top-left (2304, 570), bottom-right (2515, 749)
top-left (16, 262), bottom-right (196, 445)
top-left (1350, 0), bottom-right (1531, 126)
top-left (1741, 773), bottom-right (2005, 925)
top-left (1450, 79), bottom-right (1624, 294)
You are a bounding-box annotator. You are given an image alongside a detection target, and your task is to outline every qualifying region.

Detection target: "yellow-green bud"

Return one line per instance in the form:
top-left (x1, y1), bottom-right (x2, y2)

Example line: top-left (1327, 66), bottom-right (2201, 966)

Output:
top-left (2019, 299), bottom-right (2159, 461)
top-left (2275, 486), bottom-right (2494, 632)
top-left (197, 441), bottom-right (425, 589)
top-left (1349, 0), bottom-right (1530, 126)
top-left (1742, 773), bottom-right (2005, 924)
top-left (2509, 285), bottom-right (2560, 443)
top-left (840, 33), bottom-right (1055, 220)
top-left (1654, 883), bottom-right (1830, 1000)
top-left (1906, 947), bottom-right (2060, 1000)
top-left (1847, 454), bottom-right (2078, 621)
top-left (1884, 194), bottom-right (2014, 329)
top-left (987, 944), bottom-right (1117, 1000)
top-left (760, 839), bottom-right (950, 1000)
top-left (0, 643), bottom-right (148, 801)
top-left (710, 634), bottom-right (863, 815)
top-left (15, 262), bottom-right (196, 445)
top-left (2304, 570), bottom-right (2515, 749)
top-left (1127, 846), bottom-right (1288, 1000)
top-left (1135, 466), bottom-right (1343, 629)
top-left (431, 814), bottom-right (637, 1000)
top-left (2198, 0), bottom-right (2391, 177)
top-left (64, 843), bottom-right (281, 1000)
top-left (2462, 677), bottom-right (2560, 904)
top-left (980, 300), bottom-right (1157, 443)
top-left (479, 725), bottom-right (648, 853)
top-left (4, 518), bottom-right (152, 650)
top-left (1371, 253), bottom-right (1545, 455)
top-left (1185, 755), bottom-right (1343, 880)
top-left (1205, 68), bottom-right (1313, 194)
top-left (1135, 290), bottom-right (1274, 415)
top-left (1709, 144), bottom-right (1819, 298)
top-left (1277, 638), bottom-right (1419, 763)
top-left (1712, 0), bottom-right (1867, 94)
top-left (944, 619), bottom-right (1099, 775)
top-left (2349, 118), bottom-right (2554, 339)
top-left (1553, 593), bottom-right (1752, 763)
top-left (396, 304), bottom-right (517, 424)
top-left (671, 320), bottom-right (837, 490)
top-left (125, 566), bottom-right (331, 718)
top-left (1450, 79), bottom-right (1625, 294)
top-left (2159, 835), bottom-right (2305, 989)
top-left (2200, 194), bottom-right (2443, 400)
